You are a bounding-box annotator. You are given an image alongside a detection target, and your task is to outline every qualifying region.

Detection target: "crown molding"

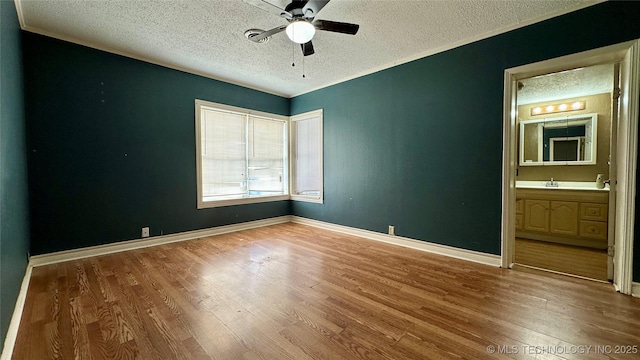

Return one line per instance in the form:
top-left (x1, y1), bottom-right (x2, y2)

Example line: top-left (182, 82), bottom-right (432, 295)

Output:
top-left (14, 0), bottom-right (604, 99)
top-left (290, 0), bottom-right (605, 97)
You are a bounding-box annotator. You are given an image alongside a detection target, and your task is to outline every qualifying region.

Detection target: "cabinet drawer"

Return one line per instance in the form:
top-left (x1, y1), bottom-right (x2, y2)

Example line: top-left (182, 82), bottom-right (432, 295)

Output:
top-left (515, 214), bottom-right (523, 230)
top-left (515, 199), bottom-right (523, 214)
top-left (580, 203), bottom-right (608, 221)
top-left (579, 220), bottom-right (607, 240)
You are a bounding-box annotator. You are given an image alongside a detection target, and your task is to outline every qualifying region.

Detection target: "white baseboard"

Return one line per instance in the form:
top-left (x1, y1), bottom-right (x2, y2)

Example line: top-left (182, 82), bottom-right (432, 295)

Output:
top-left (27, 214), bottom-right (502, 270)
top-left (0, 265), bottom-right (33, 360)
top-left (290, 216), bottom-right (502, 267)
top-left (632, 282), bottom-right (640, 298)
top-left (10, 213), bottom-right (612, 360)
top-left (29, 216), bottom-right (291, 267)
top-left (1, 216), bottom-right (288, 359)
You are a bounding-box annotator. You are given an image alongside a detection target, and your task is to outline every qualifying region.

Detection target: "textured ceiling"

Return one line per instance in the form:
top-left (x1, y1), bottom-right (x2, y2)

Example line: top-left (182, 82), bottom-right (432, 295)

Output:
top-left (17, 0), bottom-right (601, 97)
top-left (517, 63), bottom-right (614, 105)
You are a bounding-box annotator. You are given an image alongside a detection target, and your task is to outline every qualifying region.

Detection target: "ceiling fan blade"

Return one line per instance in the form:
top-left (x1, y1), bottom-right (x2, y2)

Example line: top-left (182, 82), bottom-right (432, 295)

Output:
top-left (314, 19), bottom-right (359, 35)
top-left (243, 0), bottom-right (292, 19)
top-left (301, 0), bottom-right (330, 19)
top-left (247, 25), bottom-right (287, 43)
top-left (301, 41), bottom-right (315, 56)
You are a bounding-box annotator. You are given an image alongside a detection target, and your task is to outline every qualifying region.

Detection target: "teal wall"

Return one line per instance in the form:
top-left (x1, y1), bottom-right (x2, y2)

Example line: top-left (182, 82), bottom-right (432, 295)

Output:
top-left (23, 33), bottom-right (290, 255)
top-left (0, 0), bottom-right (30, 353)
top-left (14, 1), bottom-right (640, 284)
top-left (290, 1), bottom-right (640, 280)
top-left (0, 1), bottom-right (637, 354)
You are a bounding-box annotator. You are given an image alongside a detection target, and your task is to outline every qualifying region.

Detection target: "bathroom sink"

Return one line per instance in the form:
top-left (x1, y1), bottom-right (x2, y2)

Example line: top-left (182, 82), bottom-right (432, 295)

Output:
top-left (515, 180), bottom-right (609, 191)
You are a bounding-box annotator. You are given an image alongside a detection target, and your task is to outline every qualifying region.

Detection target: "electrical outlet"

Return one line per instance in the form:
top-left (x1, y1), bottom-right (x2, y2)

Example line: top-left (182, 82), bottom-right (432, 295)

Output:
top-left (388, 225), bottom-right (395, 236)
top-left (142, 227), bottom-right (150, 238)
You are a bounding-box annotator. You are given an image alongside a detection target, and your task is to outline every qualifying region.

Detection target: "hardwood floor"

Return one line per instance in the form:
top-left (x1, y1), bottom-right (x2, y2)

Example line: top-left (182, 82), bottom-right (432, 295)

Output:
top-left (11, 223), bottom-right (640, 359)
top-left (514, 238), bottom-right (608, 281)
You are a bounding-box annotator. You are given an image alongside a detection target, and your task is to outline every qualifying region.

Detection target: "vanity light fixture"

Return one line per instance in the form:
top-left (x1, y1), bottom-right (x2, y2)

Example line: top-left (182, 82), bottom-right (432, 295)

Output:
top-left (531, 100), bottom-right (585, 116)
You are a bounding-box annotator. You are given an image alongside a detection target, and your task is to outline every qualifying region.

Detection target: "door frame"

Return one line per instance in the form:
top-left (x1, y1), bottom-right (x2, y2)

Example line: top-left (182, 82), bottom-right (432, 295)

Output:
top-left (501, 40), bottom-right (640, 295)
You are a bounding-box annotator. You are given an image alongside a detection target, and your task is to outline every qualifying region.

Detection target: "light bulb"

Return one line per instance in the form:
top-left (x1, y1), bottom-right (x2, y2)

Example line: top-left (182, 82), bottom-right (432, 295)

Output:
top-left (286, 21), bottom-right (315, 44)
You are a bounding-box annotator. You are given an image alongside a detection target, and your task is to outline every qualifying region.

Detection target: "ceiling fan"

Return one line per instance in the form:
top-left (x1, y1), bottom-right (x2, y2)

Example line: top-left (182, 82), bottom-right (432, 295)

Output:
top-left (244, 0), bottom-right (360, 56)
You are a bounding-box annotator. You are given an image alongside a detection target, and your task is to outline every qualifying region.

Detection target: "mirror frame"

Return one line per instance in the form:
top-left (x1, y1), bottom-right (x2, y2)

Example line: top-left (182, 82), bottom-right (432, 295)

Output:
top-left (519, 113), bottom-right (598, 166)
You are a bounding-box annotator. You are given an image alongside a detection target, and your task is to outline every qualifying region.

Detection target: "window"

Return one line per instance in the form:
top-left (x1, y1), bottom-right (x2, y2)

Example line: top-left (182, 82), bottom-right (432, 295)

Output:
top-left (196, 100), bottom-right (288, 208)
top-left (290, 109), bottom-right (323, 203)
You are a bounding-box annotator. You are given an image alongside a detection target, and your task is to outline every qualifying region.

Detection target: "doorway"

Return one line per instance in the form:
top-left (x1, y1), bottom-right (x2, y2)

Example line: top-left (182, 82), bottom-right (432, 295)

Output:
top-left (501, 40), bottom-right (639, 294)
top-left (513, 64), bottom-right (615, 281)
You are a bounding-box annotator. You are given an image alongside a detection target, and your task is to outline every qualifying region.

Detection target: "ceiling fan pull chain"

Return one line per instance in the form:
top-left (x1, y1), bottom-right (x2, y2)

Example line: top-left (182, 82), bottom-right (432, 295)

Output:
top-left (292, 42), bottom-right (295, 67)
top-left (303, 56), bottom-right (306, 78)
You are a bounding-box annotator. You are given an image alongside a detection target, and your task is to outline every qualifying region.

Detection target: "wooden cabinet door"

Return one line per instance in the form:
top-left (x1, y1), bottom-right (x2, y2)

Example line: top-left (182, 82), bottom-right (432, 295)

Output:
top-left (524, 200), bottom-right (549, 233)
top-left (515, 214), bottom-right (524, 230)
top-left (550, 201), bottom-right (579, 236)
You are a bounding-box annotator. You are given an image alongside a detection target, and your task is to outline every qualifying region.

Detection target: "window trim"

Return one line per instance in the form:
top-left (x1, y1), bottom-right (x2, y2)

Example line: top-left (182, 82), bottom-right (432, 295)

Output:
top-left (289, 109), bottom-right (324, 204)
top-left (195, 99), bottom-right (289, 209)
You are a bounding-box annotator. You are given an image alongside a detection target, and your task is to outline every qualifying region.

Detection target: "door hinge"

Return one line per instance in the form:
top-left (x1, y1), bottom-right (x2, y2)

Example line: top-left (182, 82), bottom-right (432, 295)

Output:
top-left (608, 245), bottom-right (615, 257)
top-left (613, 87), bottom-right (621, 100)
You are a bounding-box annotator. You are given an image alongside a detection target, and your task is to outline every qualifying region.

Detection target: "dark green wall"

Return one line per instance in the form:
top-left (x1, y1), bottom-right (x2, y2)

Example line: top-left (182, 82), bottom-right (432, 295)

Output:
top-left (23, 33), bottom-right (290, 255)
top-left (17, 0), bottom-right (640, 285)
top-left (290, 1), bottom-right (640, 281)
top-left (0, 0), bottom-right (30, 353)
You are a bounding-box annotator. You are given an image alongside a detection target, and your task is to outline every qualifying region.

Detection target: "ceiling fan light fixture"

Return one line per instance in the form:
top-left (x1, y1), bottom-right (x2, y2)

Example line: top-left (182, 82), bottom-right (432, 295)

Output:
top-left (286, 20), bottom-right (315, 44)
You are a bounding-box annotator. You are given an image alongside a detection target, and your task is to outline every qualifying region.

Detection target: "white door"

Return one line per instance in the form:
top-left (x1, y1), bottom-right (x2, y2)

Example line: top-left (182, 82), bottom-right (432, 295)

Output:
top-left (612, 42), bottom-right (639, 294)
top-left (606, 64), bottom-right (620, 281)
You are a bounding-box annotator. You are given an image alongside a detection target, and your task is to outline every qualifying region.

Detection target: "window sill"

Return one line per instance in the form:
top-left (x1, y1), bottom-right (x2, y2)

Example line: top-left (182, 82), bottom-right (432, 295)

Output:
top-left (198, 194), bottom-right (290, 209)
top-left (291, 195), bottom-right (323, 204)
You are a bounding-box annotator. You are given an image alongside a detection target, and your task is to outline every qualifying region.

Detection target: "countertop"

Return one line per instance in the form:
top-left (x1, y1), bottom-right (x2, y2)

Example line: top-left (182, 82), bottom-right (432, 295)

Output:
top-left (516, 180), bottom-right (610, 191)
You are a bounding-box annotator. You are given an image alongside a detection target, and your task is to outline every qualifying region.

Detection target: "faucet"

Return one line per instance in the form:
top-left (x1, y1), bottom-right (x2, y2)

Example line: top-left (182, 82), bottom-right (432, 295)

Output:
top-left (545, 178), bottom-right (559, 187)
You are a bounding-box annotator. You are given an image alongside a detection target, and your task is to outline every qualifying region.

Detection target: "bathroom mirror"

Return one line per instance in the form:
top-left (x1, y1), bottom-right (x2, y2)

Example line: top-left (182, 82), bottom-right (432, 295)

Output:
top-left (519, 113), bottom-right (597, 166)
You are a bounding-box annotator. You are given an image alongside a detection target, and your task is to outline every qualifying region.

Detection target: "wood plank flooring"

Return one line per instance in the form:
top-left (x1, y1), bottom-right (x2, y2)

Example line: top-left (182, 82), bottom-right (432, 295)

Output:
top-left (11, 223), bottom-right (640, 359)
top-left (515, 238), bottom-right (608, 281)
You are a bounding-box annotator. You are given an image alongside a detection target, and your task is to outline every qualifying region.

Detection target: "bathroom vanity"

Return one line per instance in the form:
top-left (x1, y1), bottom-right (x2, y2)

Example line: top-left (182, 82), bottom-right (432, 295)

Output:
top-left (515, 181), bottom-right (609, 249)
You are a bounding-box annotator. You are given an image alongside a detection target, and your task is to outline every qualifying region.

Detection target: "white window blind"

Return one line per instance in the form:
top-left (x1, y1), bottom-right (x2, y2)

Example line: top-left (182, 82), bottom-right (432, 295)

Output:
top-left (291, 110), bottom-right (323, 202)
top-left (248, 116), bottom-right (286, 196)
top-left (294, 117), bottom-right (320, 194)
top-left (201, 109), bottom-right (246, 199)
top-left (196, 100), bottom-right (287, 208)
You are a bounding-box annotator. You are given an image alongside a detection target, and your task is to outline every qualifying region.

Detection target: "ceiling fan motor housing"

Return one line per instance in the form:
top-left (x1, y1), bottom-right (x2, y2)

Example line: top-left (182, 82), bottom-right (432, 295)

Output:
top-left (285, 2), bottom-right (312, 19)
